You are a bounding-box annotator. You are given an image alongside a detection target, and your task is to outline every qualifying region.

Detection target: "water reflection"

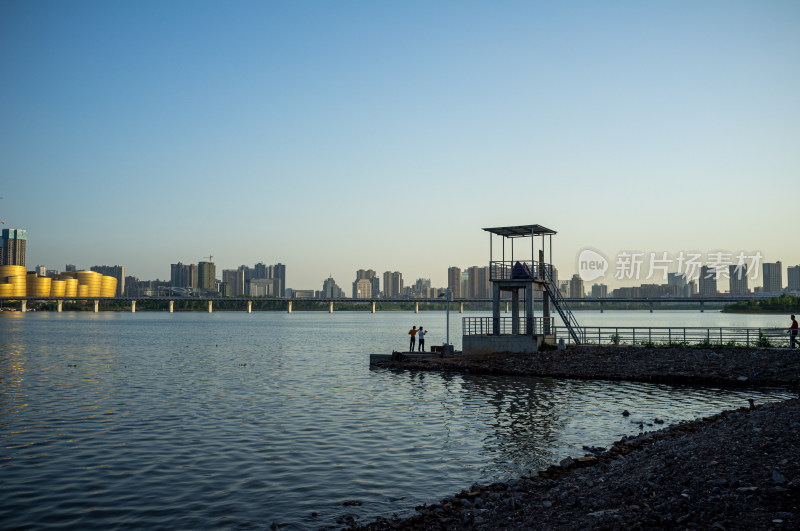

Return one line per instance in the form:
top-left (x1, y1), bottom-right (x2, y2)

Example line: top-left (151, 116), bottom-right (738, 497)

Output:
top-left (0, 312), bottom-right (794, 530)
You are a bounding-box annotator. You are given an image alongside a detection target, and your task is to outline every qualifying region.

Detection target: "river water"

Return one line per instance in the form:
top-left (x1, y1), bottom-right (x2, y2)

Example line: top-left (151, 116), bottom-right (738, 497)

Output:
top-left (0, 310), bottom-right (793, 529)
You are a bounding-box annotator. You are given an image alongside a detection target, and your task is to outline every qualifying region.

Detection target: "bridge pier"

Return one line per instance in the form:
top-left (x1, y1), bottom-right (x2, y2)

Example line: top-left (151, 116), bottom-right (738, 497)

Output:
top-left (460, 302), bottom-right (463, 313)
top-left (247, 301), bottom-right (252, 313)
top-left (649, 301), bottom-right (653, 313)
top-left (131, 300), bottom-right (136, 313)
top-left (287, 300), bottom-right (292, 313)
top-left (415, 301), bottom-right (419, 314)
top-left (372, 301), bottom-right (376, 314)
top-left (208, 300), bottom-right (213, 313)
top-left (700, 301), bottom-right (704, 313)
top-left (57, 300), bottom-right (63, 312)
top-left (329, 301), bottom-right (334, 313)
top-left (169, 300), bottom-right (174, 313)
top-left (600, 301), bottom-right (603, 313)
top-left (21, 300), bottom-right (27, 312)
top-left (94, 300), bottom-right (99, 313)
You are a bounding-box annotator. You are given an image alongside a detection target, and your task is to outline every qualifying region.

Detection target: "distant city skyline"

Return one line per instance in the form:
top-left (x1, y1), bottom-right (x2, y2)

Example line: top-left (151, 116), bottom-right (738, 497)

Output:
top-left (2, 2), bottom-right (798, 289)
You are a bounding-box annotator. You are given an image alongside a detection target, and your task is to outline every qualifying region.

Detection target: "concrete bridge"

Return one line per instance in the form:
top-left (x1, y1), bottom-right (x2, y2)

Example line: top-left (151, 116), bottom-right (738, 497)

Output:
top-left (0, 295), bottom-right (766, 313)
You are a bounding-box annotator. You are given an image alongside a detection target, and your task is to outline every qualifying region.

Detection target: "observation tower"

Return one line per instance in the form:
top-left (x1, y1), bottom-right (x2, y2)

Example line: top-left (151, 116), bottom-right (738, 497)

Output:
top-left (462, 224), bottom-right (583, 355)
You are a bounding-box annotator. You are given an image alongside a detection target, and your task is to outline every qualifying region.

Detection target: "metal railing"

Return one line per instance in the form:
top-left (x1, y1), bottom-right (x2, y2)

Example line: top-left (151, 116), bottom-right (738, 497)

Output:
top-left (552, 326), bottom-right (798, 348)
top-left (489, 260), bottom-right (552, 282)
top-left (463, 316), bottom-right (554, 336)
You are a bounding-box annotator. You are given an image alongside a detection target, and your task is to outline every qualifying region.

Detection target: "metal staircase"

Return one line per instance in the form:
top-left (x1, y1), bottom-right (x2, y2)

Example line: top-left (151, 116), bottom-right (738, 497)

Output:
top-left (541, 265), bottom-right (584, 345)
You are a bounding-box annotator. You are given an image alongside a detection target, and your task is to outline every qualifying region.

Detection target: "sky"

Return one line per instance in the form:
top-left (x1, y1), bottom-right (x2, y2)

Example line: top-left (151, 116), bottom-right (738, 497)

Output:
top-left (1, 0), bottom-right (798, 291)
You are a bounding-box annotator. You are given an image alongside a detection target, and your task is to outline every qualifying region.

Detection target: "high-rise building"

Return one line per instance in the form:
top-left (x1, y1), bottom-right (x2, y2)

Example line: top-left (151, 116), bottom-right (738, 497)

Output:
top-left (467, 266), bottom-right (489, 298)
top-left (413, 278), bottom-right (432, 297)
top-left (590, 283), bottom-right (608, 298)
top-left (762, 262), bottom-right (783, 293)
top-left (170, 262), bottom-right (198, 289)
top-left (197, 261), bottom-right (216, 290)
top-left (1, 229), bottom-right (27, 266)
top-left (569, 274), bottom-right (584, 298)
top-left (667, 272), bottom-right (689, 297)
top-left (354, 278), bottom-right (372, 298)
top-left (352, 269), bottom-right (378, 298)
top-left (65, 264), bottom-right (77, 272)
top-left (699, 266), bottom-right (718, 295)
top-left (35, 265), bottom-right (46, 276)
top-left (222, 268), bottom-right (246, 296)
top-left (91, 265), bottom-right (125, 297)
top-left (788, 265), bottom-right (800, 292)
top-left (322, 277), bottom-right (344, 298)
top-left (447, 267), bottom-right (462, 298)
top-left (729, 264), bottom-right (749, 294)
top-left (273, 263), bottom-right (286, 297)
top-left (382, 271), bottom-right (403, 298)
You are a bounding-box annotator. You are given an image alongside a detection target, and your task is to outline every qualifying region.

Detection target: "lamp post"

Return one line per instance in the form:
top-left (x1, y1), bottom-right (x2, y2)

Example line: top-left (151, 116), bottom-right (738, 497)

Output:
top-left (440, 288), bottom-right (454, 356)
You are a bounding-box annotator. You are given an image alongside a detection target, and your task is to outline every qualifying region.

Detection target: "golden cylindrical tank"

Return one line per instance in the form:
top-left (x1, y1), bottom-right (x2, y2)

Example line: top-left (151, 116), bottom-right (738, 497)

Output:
top-left (0, 283), bottom-right (14, 297)
top-left (50, 279), bottom-right (66, 297)
top-left (77, 284), bottom-right (89, 298)
top-left (65, 278), bottom-right (79, 297)
top-left (100, 276), bottom-right (117, 297)
top-left (26, 273), bottom-right (38, 295)
top-left (0, 265), bottom-right (27, 281)
top-left (7, 275), bottom-right (26, 297)
top-left (33, 277), bottom-right (52, 297)
top-left (77, 271), bottom-right (102, 297)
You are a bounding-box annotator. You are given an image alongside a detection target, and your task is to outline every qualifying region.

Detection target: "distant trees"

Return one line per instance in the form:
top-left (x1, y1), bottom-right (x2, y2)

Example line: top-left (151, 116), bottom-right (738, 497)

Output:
top-left (722, 294), bottom-right (800, 313)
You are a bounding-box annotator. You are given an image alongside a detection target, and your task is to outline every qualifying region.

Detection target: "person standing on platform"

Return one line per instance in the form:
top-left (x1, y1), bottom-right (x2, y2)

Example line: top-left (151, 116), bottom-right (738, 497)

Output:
top-left (790, 315), bottom-right (799, 349)
top-left (417, 327), bottom-right (425, 352)
top-left (408, 326), bottom-right (417, 352)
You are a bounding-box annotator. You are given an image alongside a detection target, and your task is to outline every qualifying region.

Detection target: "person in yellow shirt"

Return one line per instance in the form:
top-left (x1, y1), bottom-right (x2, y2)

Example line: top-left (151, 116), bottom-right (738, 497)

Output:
top-left (408, 326), bottom-right (418, 352)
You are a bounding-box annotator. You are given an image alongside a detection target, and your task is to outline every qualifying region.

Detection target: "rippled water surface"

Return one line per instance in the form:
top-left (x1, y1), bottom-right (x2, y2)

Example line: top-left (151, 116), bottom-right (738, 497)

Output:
top-left (0, 311), bottom-right (793, 529)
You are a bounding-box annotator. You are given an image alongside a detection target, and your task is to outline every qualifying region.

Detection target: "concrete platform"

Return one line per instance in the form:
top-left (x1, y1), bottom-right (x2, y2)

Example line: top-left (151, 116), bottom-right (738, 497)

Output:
top-left (369, 350), bottom-right (459, 365)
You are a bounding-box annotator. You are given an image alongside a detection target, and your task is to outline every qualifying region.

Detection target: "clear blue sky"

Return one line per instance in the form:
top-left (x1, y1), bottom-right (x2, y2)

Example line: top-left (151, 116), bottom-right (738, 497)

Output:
top-left (2, 1), bottom-right (798, 290)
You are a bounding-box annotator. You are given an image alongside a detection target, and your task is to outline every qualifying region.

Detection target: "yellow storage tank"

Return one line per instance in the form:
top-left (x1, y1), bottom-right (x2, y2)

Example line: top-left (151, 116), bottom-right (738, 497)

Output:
top-left (7, 275), bottom-right (26, 297)
top-left (26, 273), bottom-right (38, 295)
top-left (77, 271), bottom-right (102, 297)
top-left (33, 277), bottom-right (52, 297)
top-left (65, 278), bottom-right (79, 298)
top-left (0, 265), bottom-right (27, 281)
top-left (77, 284), bottom-right (89, 298)
top-left (0, 283), bottom-right (14, 297)
top-left (100, 276), bottom-right (117, 297)
top-left (51, 279), bottom-right (66, 297)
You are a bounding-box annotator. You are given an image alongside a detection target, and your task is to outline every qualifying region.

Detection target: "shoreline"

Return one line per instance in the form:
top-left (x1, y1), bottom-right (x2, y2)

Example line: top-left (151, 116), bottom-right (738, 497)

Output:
top-left (355, 347), bottom-right (800, 529)
top-left (351, 397), bottom-right (800, 530)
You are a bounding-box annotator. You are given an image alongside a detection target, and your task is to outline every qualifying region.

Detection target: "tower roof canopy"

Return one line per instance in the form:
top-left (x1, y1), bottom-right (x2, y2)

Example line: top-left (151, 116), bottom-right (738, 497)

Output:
top-left (482, 224), bottom-right (556, 238)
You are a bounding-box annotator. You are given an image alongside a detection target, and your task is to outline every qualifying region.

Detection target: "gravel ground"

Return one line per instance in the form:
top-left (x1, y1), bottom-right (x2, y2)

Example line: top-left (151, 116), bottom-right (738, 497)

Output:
top-left (351, 347), bottom-right (800, 530)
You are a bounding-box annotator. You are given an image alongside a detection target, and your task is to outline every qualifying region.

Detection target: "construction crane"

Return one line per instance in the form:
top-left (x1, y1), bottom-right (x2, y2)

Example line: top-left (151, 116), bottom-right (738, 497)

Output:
top-left (201, 255), bottom-right (214, 263)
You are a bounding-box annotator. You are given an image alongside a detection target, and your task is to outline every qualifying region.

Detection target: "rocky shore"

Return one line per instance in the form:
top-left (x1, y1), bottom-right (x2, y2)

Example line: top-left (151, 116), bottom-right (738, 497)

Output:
top-left (352, 347), bottom-right (800, 530)
top-left (353, 398), bottom-right (800, 530)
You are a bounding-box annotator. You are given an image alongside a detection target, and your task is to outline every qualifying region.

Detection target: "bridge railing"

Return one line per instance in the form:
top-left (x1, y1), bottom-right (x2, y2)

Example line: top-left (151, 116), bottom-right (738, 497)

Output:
top-left (463, 316), bottom-right (554, 336)
top-left (552, 326), bottom-right (796, 348)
